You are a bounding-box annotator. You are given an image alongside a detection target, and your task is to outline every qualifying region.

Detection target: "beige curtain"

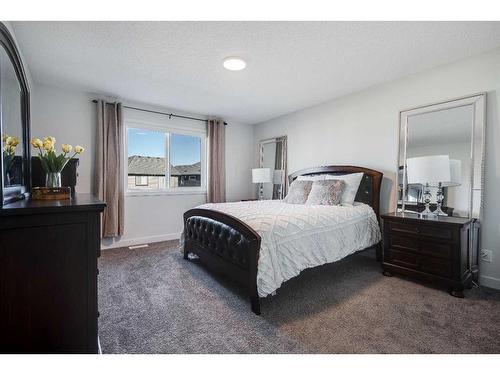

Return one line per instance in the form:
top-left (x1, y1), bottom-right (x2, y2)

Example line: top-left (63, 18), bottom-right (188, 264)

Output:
top-left (95, 100), bottom-right (124, 237)
top-left (207, 118), bottom-right (226, 203)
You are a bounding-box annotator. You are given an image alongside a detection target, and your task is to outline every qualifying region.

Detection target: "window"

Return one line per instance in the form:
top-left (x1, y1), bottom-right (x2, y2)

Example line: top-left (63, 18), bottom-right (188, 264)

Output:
top-left (170, 133), bottom-right (202, 188)
top-left (135, 176), bottom-right (148, 186)
top-left (126, 123), bottom-right (205, 194)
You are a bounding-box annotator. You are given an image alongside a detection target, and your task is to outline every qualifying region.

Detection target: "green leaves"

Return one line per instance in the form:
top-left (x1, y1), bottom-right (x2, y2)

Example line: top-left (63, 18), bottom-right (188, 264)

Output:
top-left (38, 150), bottom-right (71, 173)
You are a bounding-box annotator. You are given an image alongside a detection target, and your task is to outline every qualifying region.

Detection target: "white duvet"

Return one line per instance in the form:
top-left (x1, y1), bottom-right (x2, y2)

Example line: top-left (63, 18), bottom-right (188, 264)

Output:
top-left (194, 200), bottom-right (381, 297)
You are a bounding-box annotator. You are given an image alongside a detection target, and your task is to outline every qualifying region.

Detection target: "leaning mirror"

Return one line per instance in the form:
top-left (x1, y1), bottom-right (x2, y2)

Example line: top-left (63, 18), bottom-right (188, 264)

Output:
top-left (397, 93), bottom-right (485, 220)
top-left (259, 136), bottom-right (287, 200)
top-left (1, 46), bottom-right (23, 189)
top-left (0, 22), bottom-right (31, 205)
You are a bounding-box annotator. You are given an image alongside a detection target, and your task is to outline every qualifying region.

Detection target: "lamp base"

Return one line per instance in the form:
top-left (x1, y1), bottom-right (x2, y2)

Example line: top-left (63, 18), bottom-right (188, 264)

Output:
top-left (433, 206), bottom-right (448, 216)
top-left (434, 182), bottom-right (448, 216)
top-left (420, 183), bottom-right (436, 218)
top-left (420, 206), bottom-right (436, 218)
top-left (258, 183), bottom-right (264, 200)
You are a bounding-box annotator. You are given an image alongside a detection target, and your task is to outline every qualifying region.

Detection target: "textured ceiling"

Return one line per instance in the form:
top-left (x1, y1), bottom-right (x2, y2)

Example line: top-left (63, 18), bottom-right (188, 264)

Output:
top-left (11, 21), bottom-right (500, 124)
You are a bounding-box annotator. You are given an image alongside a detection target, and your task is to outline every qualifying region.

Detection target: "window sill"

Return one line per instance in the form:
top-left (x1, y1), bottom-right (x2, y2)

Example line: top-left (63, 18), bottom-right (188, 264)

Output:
top-left (126, 189), bottom-right (207, 197)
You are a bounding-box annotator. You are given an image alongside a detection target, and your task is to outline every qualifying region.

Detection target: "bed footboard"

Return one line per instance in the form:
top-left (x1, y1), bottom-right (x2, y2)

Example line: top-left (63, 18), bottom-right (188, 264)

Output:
top-left (183, 208), bottom-right (262, 315)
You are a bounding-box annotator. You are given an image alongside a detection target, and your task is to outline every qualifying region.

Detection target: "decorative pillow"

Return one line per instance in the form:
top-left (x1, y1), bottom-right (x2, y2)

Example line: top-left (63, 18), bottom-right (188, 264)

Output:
top-left (324, 172), bottom-right (364, 205)
top-left (296, 175), bottom-right (326, 182)
top-left (283, 180), bottom-right (313, 204)
top-left (305, 180), bottom-right (345, 206)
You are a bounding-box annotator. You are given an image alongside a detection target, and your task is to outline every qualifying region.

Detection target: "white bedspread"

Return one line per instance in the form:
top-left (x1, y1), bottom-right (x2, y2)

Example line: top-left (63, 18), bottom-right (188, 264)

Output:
top-left (195, 200), bottom-right (381, 297)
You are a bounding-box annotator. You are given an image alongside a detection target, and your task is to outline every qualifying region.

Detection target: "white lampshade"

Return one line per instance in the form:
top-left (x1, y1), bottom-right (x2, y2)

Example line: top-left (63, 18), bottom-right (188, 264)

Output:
top-left (443, 159), bottom-right (462, 187)
top-left (273, 169), bottom-right (284, 184)
top-left (407, 155), bottom-right (451, 186)
top-left (252, 168), bottom-right (271, 183)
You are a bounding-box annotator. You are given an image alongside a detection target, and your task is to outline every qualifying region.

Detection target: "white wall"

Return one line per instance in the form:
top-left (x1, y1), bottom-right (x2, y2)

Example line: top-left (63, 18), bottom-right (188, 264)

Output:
top-left (31, 84), bottom-right (96, 193)
top-left (31, 83), bottom-right (254, 249)
top-left (254, 47), bottom-right (500, 290)
top-left (225, 120), bottom-right (254, 202)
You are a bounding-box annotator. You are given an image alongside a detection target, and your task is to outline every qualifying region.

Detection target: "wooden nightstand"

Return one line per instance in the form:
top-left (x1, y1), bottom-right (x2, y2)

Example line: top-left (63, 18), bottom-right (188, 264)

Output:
top-left (381, 212), bottom-right (478, 297)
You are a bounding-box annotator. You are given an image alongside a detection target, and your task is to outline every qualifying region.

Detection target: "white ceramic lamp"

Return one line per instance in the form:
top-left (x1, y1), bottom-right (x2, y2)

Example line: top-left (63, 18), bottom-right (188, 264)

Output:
top-left (407, 155), bottom-right (451, 186)
top-left (252, 168), bottom-right (271, 200)
top-left (406, 155), bottom-right (451, 216)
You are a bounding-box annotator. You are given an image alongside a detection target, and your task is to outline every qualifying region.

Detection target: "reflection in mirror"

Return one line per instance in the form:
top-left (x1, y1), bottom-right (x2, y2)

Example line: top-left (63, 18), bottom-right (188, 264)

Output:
top-left (1, 45), bottom-right (24, 189)
top-left (406, 105), bottom-right (472, 217)
top-left (397, 94), bottom-right (485, 219)
top-left (259, 136), bottom-right (287, 200)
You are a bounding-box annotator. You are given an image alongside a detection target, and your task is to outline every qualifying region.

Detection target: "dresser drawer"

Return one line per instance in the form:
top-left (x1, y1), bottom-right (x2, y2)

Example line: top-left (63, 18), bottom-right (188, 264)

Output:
top-left (419, 240), bottom-right (453, 260)
top-left (388, 233), bottom-right (453, 259)
top-left (387, 221), bottom-right (453, 240)
top-left (420, 256), bottom-right (453, 278)
top-left (390, 235), bottom-right (418, 252)
top-left (386, 248), bottom-right (419, 268)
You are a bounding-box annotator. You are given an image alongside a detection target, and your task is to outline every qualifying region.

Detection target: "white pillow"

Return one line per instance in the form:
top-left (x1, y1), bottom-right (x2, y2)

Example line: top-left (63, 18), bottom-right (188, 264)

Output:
top-left (296, 175), bottom-right (326, 182)
top-left (324, 172), bottom-right (364, 205)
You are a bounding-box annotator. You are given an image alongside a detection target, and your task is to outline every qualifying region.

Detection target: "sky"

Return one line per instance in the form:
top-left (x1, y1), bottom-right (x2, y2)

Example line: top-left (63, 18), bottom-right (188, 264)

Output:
top-left (127, 128), bottom-right (201, 166)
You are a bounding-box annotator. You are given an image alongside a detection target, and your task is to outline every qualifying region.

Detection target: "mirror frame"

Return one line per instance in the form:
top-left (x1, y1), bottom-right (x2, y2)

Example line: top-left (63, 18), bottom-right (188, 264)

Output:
top-left (259, 135), bottom-right (288, 199)
top-left (0, 22), bottom-right (31, 205)
top-left (396, 93), bottom-right (486, 220)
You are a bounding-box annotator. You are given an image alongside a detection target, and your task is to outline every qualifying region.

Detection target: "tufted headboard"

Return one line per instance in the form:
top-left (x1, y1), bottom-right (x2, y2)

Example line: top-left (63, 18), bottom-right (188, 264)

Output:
top-left (288, 165), bottom-right (383, 219)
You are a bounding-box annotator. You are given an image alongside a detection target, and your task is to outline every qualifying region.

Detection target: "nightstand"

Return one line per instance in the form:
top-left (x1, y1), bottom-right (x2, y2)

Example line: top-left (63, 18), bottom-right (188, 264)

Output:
top-left (381, 212), bottom-right (478, 297)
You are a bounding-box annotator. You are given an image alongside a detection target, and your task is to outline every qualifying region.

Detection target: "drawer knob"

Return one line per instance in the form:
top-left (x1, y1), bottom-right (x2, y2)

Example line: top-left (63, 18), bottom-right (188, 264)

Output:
top-left (415, 227), bottom-right (420, 233)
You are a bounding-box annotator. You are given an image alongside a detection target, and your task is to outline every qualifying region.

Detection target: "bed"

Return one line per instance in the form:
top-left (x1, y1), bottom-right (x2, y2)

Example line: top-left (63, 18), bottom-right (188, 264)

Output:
top-left (182, 166), bottom-right (383, 315)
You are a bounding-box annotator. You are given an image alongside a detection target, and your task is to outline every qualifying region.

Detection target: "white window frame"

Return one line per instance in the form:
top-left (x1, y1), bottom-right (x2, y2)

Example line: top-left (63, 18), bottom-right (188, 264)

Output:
top-left (125, 118), bottom-right (207, 196)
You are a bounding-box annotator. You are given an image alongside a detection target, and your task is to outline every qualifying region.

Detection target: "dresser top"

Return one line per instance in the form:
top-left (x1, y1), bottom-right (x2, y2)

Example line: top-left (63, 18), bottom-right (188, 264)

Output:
top-left (381, 211), bottom-right (473, 225)
top-left (0, 193), bottom-right (106, 216)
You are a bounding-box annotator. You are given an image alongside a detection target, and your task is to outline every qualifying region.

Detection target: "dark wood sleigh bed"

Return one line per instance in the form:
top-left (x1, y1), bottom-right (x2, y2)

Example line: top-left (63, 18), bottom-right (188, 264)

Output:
top-left (183, 165), bottom-right (383, 315)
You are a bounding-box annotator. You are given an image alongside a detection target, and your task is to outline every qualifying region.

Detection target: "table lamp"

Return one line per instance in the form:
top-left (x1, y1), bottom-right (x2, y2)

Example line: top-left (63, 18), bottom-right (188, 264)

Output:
top-left (406, 155), bottom-right (450, 216)
top-left (252, 168), bottom-right (271, 200)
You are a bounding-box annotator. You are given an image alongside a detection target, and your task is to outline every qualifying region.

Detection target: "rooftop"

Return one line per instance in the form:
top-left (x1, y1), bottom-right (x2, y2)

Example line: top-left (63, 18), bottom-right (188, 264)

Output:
top-left (128, 155), bottom-right (201, 176)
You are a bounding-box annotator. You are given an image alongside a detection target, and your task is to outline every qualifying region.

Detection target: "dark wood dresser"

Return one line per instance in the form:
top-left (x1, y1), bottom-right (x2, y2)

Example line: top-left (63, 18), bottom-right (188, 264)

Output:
top-left (381, 212), bottom-right (477, 297)
top-left (0, 194), bottom-right (105, 353)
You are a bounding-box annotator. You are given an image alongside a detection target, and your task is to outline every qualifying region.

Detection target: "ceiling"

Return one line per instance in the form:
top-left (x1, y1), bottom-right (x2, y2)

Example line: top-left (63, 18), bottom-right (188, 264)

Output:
top-left (11, 21), bottom-right (500, 124)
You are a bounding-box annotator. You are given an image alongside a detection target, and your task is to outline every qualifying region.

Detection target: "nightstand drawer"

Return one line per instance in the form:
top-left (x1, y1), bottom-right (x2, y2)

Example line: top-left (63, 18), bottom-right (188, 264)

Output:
top-left (419, 240), bottom-right (453, 260)
top-left (420, 256), bottom-right (452, 278)
top-left (387, 248), bottom-right (419, 268)
top-left (390, 234), bottom-right (453, 260)
top-left (390, 235), bottom-right (418, 252)
top-left (388, 221), bottom-right (452, 240)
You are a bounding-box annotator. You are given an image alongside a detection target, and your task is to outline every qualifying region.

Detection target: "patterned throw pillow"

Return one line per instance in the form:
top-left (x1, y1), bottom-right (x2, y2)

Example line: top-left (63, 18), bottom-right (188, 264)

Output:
top-left (283, 180), bottom-right (313, 204)
top-left (305, 180), bottom-right (345, 206)
top-left (324, 172), bottom-right (364, 205)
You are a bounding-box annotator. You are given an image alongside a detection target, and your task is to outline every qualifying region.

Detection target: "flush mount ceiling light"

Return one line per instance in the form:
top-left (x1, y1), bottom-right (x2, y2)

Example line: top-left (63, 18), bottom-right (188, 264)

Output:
top-left (223, 57), bottom-right (246, 71)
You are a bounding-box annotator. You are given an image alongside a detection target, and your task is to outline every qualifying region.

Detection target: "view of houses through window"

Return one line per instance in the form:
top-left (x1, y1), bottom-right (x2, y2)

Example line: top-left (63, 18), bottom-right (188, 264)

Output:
top-left (127, 127), bottom-right (203, 191)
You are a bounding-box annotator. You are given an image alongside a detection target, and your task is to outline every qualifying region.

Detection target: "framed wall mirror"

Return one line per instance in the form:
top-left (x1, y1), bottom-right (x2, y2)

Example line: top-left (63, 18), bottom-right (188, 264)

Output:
top-left (259, 136), bottom-right (287, 200)
top-left (0, 22), bottom-right (31, 205)
top-left (397, 93), bottom-right (486, 220)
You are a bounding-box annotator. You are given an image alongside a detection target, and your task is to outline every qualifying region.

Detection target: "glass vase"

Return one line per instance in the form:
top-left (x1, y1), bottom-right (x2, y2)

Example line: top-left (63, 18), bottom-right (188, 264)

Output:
top-left (45, 172), bottom-right (62, 188)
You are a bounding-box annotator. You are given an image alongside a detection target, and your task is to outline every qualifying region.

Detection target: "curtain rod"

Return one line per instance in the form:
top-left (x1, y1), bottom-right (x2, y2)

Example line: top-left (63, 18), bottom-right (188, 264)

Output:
top-left (91, 100), bottom-right (227, 125)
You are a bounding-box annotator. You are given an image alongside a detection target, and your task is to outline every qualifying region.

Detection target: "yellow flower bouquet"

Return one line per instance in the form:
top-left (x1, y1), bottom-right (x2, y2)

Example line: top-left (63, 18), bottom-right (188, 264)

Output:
top-left (31, 136), bottom-right (84, 187)
top-left (2, 134), bottom-right (20, 183)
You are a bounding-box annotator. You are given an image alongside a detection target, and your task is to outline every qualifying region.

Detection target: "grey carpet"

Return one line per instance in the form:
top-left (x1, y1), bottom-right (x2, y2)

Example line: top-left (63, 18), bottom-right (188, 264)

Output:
top-left (98, 240), bottom-right (500, 353)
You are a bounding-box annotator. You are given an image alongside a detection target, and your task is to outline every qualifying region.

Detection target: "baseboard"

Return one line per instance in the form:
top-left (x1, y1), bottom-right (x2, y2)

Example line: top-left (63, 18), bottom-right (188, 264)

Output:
top-left (101, 232), bottom-right (181, 250)
top-left (479, 275), bottom-right (500, 290)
